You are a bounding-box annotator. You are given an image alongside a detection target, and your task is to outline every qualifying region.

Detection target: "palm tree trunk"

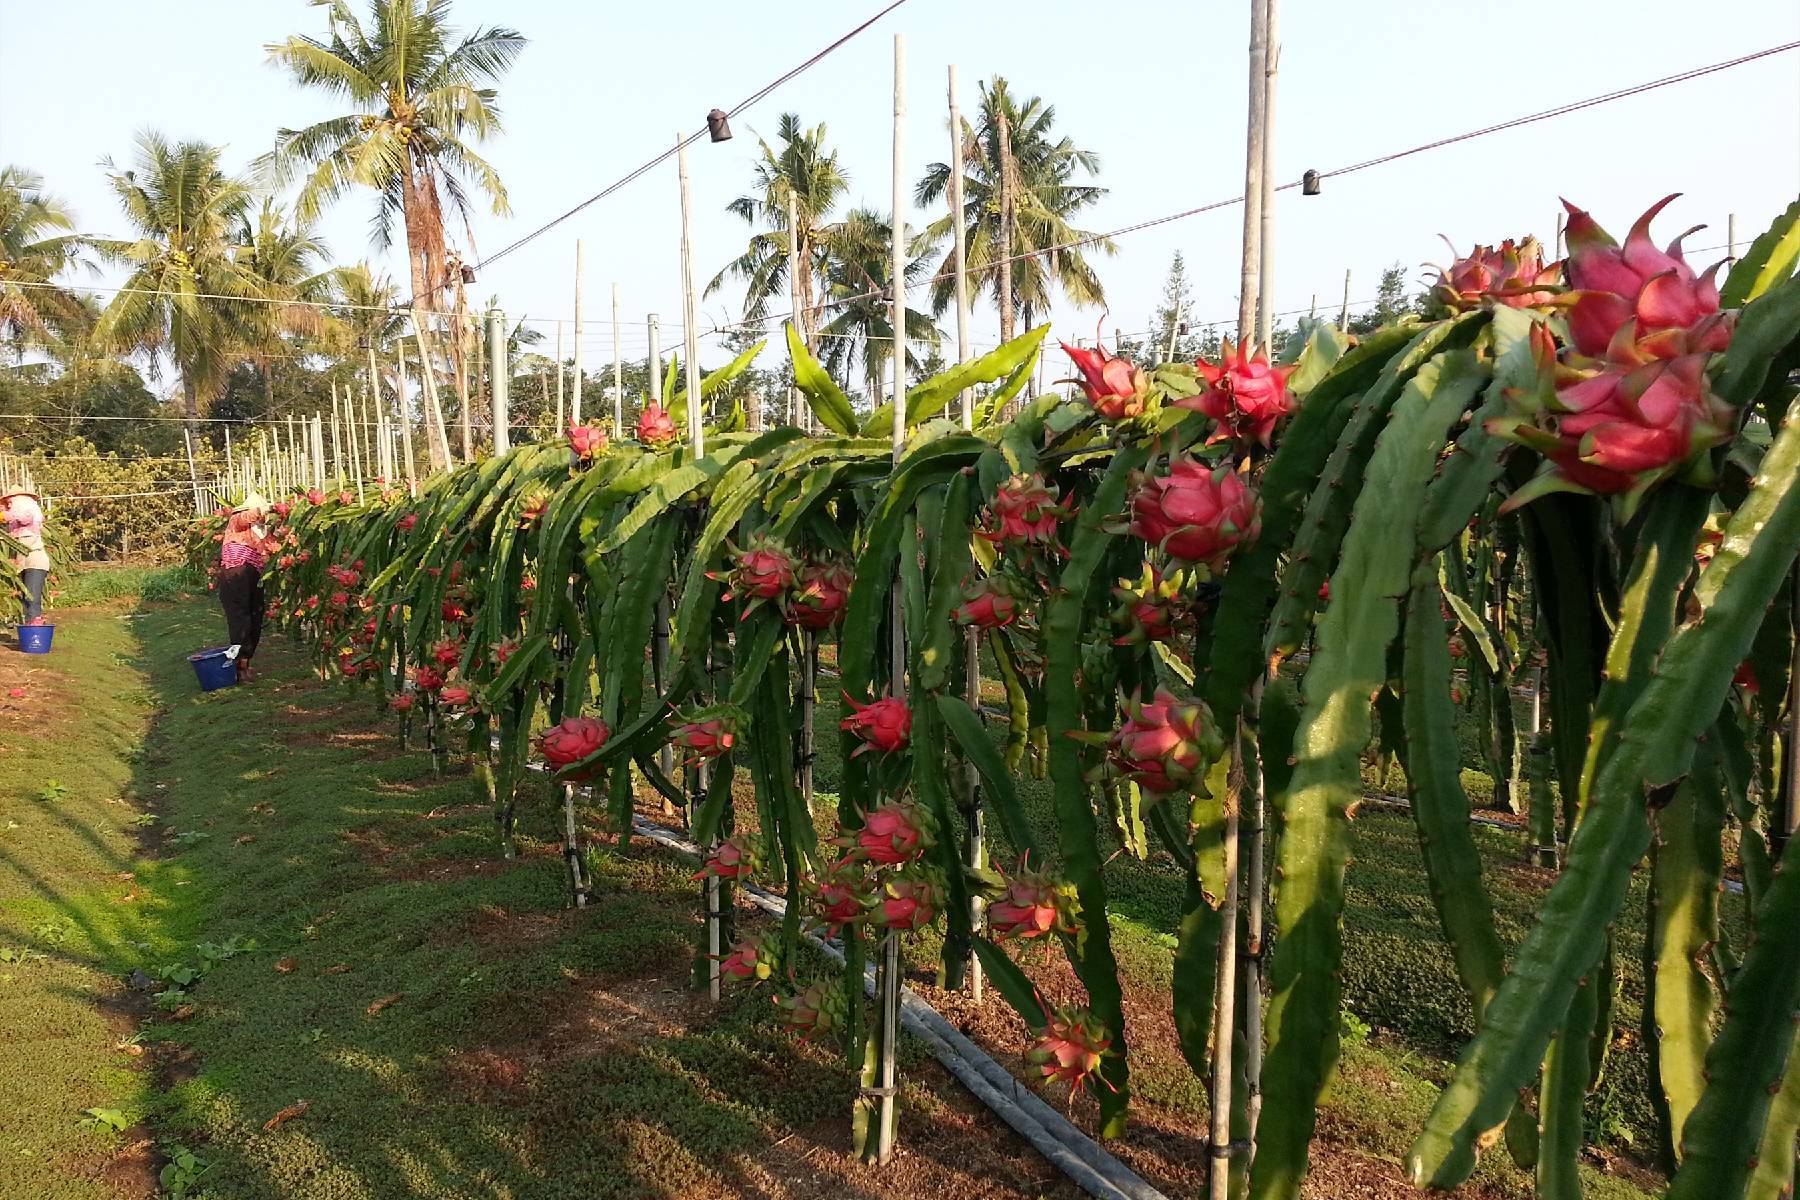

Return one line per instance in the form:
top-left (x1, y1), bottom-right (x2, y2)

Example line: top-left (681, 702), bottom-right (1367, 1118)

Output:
top-left (262, 360), bottom-right (276, 415)
top-left (400, 167), bottom-right (455, 472)
top-left (996, 112), bottom-right (1016, 347)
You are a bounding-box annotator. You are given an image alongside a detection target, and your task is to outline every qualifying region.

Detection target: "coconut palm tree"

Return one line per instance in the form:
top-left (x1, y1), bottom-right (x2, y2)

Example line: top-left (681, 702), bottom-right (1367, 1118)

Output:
top-left (234, 200), bottom-right (335, 411)
top-left (93, 133), bottom-right (263, 421)
top-left (706, 113), bottom-right (850, 350)
top-left (0, 166), bottom-right (91, 357)
top-left (263, 0), bottom-right (524, 315)
top-left (915, 77), bottom-right (1112, 340)
top-left (815, 208), bottom-right (941, 408)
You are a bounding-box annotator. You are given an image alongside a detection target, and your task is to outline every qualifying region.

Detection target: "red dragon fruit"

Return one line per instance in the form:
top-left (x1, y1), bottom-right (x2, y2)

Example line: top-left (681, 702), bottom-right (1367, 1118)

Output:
top-left (986, 857), bottom-right (1079, 942)
top-left (1562, 195), bottom-right (1731, 359)
top-left (1431, 237), bottom-right (1562, 311)
top-left (692, 833), bottom-right (763, 883)
top-left (709, 533), bottom-right (797, 605)
top-left (810, 857), bottom-right (877, 935)
top-left (1127, 457), bottom-right (1261, 569)
top-left (1098, 688), bottom-right (1222, 797)
top-left (1025, 1006), bottom-right (1111, 1094)
top-left (438, 683), bottom-right (474, 709)
top-left (718, 935), bottom-right (777, 983)
top-left (1109, 566), bottom-right (1184, 645)
top-left (637, 404), bottom-right (678, 449)
top-left (979, 474), bottom-right (1073, 549)
top-left (669, 708), bottom-right (739, 766)
top-left (568, 420), bottom-right (609, 461)
top-left (871, 870), bottom-right (945, 932)
top-left (540, 715), bottom-right (610, 771)
top-left (840, 693), bottom-right (911, 757)
top-left (491, 638), bottom-right (520, 665)
top-left (953, 576), bottom-right (1022, 630)
top-left (389, 692), bottom-right (416, 713)
top-left (1061, 341), bottom-right (1149, 421)
top-left (787, 560), bottom-right (853, 630)
top-left (430, 638), bottom-right (463, 668)
top-left (414, 666), bottom-right (446, 693)
top-left (1179, 341), bottom-right (1296, 446)
top-left (396, 512), bottom-right (418, 533)
top-left (851, 799), bottom-right (932, 865)
top-left (1492, 323), bottom-right (1735, 510)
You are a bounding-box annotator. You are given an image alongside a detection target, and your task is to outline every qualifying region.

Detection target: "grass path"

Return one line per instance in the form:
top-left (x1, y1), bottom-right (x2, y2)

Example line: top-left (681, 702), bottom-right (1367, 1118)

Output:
top-left (0, 592), bottom-right (1087, 1200)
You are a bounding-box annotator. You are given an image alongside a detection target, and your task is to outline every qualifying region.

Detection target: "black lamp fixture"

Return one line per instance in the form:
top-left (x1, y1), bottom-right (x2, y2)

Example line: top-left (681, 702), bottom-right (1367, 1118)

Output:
top-left (1302, 169), bottom-right (1322, 196)
top-left (707, 109), bottom-right (733, 143)
top-left (459, 263), bottom-right (477, 284)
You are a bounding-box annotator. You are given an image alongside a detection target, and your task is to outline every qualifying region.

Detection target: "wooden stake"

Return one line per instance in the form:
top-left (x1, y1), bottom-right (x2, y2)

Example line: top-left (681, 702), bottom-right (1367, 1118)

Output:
top-left (786, 190), bottom-right (803, 429)
top-left (648, 313), bottom-right (662, 405)
top-left (1237, 0), bottom-right (1269, 346)
top-left (572, 240), bottom-right (585, 424)
top-left (330, 385), bottom-right (344, 485)
top-left (455, 312), bottom-right (474, 463)
top-left (950, 61), bottom-right (985, 1004)
top-left (554, 320), bottom-right (566, 431)
top-left (395, 344), bottom-right (418, 491)
top-left (1256, 0), bottom-right (1281, 353)
top-left (678, 137), bottom-right (703, 458)
top-left (411, 311), bottom-right (453, 472)
top-left (612, 283), bottom-right (624, 439)
top-left (489, 308), bottom-right (511, 456)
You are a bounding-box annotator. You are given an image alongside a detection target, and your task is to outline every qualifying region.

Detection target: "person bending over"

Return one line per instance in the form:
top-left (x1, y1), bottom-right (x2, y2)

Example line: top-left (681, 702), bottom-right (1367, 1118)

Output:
top-left (3, 488), bottom-right (51, 626)
top-left (217, 495), bottom-right (277, 682)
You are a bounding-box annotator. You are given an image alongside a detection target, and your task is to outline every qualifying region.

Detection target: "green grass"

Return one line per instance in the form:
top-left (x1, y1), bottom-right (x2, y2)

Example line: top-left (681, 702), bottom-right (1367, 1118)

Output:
top-left (0, 596), bottom-right (995, 1200)
top-left (50, 563), bottom-right (200, 609)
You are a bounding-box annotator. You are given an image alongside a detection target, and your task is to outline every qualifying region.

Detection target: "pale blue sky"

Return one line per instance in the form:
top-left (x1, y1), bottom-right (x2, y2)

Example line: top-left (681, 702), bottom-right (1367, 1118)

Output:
top-left (3, 0), bottom-right (1797, 386)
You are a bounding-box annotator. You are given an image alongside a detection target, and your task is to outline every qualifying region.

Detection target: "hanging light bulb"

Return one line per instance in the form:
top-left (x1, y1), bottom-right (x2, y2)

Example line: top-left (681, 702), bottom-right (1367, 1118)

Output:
top-left (707, 109), bottom-right (734, 143)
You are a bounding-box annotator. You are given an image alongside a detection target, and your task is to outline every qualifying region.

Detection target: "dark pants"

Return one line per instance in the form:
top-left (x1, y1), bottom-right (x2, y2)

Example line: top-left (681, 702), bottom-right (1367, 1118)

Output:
top-left (20, 568), bottom-right (47, 623)
top-left (216, 565), bottom-right (265, 663)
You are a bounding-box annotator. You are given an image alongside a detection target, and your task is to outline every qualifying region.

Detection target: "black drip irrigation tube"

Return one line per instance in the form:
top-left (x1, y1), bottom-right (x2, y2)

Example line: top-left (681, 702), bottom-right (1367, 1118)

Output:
top-left (512, 756), bottom-right (1169, 1200)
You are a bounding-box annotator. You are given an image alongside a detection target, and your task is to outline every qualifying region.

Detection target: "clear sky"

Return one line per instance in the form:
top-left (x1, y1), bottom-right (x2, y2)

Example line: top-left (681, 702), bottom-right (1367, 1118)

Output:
top-left (3, 0), bottom-right (1797, 389)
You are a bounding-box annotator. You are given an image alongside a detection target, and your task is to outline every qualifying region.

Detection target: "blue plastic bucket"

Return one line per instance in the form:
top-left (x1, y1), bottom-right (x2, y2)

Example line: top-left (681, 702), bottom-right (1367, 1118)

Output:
top-left (188, 647), bottom-right (238, 692)
top-left (18, 624), bottom-right (53, 654)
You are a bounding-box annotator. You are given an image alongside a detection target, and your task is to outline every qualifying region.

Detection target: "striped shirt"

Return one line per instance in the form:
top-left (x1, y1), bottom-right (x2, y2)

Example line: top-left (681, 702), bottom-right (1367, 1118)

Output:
top-left (220, 538), bottom-right (268, 570)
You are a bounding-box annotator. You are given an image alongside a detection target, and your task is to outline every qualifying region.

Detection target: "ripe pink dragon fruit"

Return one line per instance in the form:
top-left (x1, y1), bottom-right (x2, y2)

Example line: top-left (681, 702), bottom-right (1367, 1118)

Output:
top-left (1179, 341), bottom-right (1296, 446)
top-left (774, 979), bottom-right (842, 1040)
top-left (306, 488), bottom-right (326, 505)
top-left (390, 692), bottom-right (416, 713)
top-left (787, 561), bottom-right (853, 630)
top-left (1127, 457), bottom-right (1261, 569)
top-left (871, 870), bottom-right (945, 932)
top-left (710, 533), bottom-right (797, 604)
top-left (953, 576), bottom-right (1022, 630)
top-left (718, 936), bottom-right (777, 983)
top-left (568, 420), bottom-right (608, 461)
top-left (1562, 195), bottom-right (1730, 359)
top-left (979, 474), bottom-right (1072, 549)
top-left (637, 404), bottom-right (678, 449)
top-left (1061, 341), bottom-right (1149, 420)
top-left (1431, 237), bottom-right (1562, 311)
top-left (1025, 1006), bottom-right (1111, 1094)
top-left (1100, 688), bottom-right (1222, 796)
top-left (693, 833), bottom-right (762, 883)
top-left (986, 857), bottom-right (1079, 942)
top-left (540, 715), bottom-right (609, 770)
top-left (1491, 324), bottom-right (1736, 510)
top-left (438, 683), bottom-right (474, 709)
top-left (396, 512), bottom-right (418, 533)
top-left (670, 710), bottom-right (738, 765)
top-left (840, 693), bottom-right (911, 757)
top-left (431, 638), bottom-right (462, 668)
top-left (810, 857), bottom-right (877, 935)
top-left (414, 666), bottom-right (446, 693)
top-left (853, 799), bottom-right (932, 865)
top-left (491, 638), bottom-right (520, 665)
top-left (1109, 566), bottom-right (1184, 645)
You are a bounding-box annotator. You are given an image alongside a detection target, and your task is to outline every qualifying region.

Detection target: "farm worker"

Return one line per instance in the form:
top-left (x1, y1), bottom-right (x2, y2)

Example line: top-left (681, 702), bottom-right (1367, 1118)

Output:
top-left (217, 492), bottom-right (277, 683)
top-left (2, 487), bottom-right (51, 625)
